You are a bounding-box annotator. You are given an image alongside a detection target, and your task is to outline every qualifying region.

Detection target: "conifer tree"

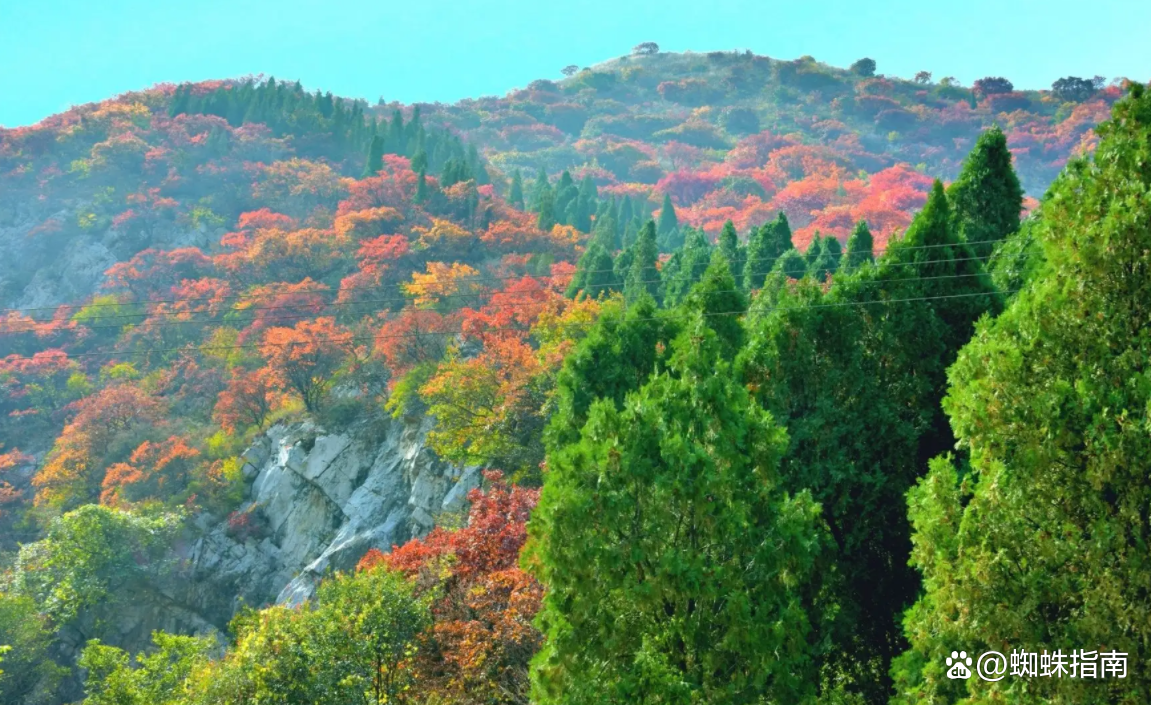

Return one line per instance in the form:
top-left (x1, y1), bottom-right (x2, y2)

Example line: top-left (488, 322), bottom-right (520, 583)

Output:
top-left (805, 232), bottom-right (824, 269)
top-left (663, 227), bottom-right (713, 307)
top-left (744, 222), bottom-right (772, 290)
top-left (717, 220), bottom-right (746, 284)
top-left (739, 179), bottom-right (998, 701)
top-left (565, 242), bottom-right (617, 300)
top-left (843, 220), bottom-right (875, 271)
top-left (530, 167), bottom-right (551, 212)
top-left (656, 193), bottom-right (679, 250)
top-left (410, 147), bottom-right (428, 174)
top-left (414, 168), bottom-right (429, 204)
top-left (946, 126), bottom-right (1024, 259)
top-left (536, 189), bottom-right (557, 232)
top-left (892, 83), bottom-right (1151, 705)
top-left (810, 235), bottom-right (842, 281)
top-left (774, 248), bottom-right (809, 279)
top-left (362, 135), bottom-right (384, 178)
top-left (386, 109), bottom-right (405, 154)
top-left (623, 221), bottom-right (660, 304)
top-left (529, 319), bottom-right (827, 705)
top-left (508, 169), bottom-right (525, 210)
top-left (771, 212), bottom-right (794, 257)
top-left (681, 251), bottom-right (748, 357)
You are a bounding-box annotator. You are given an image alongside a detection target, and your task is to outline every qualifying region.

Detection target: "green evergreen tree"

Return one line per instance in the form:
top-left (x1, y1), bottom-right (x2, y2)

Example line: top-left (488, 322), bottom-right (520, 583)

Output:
top-left (414, 168), bottom-right (429, 204)
top-left (744, 222), bottom-right (773, 290)
top-left (565, 242), bottom-right (617, 300)
top-left (386, 109), bottom-right (405, 154)
top-left (805, 232), bottom-right (824, 269)
top-left (362, 135), bottom-right (384, 178)
top-left (739, 179), bottom-right (999, 700)
top-left (590, 213), bottom-right (618, 252)
top-left (946, 126), bottom-right (1024, 259)
top-left (892, 83), bottom-right (1151, 705)
top-left (681, 251), bottom-right (748, 358)
top-left (537, 188), bottom-right (557, 232)
top-left (663, 227), bottom-right (713, 307)
top-left (842, 220), bottom-right (875, 271)
top-left (410, 147), bottom-right (428, 174)
top-left (530, 167), bottom-right (551, 212)
top-left (656, 193), bottom-right (679, 251)
top-left (529, 320), bottom-right (828, 705)
top-left (508, 169), bottom-right (525, 210)
top-left (623, 221), bottom-right (660, 304)
top-left (545, 297), bottom-right (680, 449)
top-left (810, 235), bottom-right (842, 281)
top-left (717, 219), bottom-right (746, 284)
top-left (772, 248), bottom-right (808, 279)
top-left (771, 212), bottom-right (794, 257)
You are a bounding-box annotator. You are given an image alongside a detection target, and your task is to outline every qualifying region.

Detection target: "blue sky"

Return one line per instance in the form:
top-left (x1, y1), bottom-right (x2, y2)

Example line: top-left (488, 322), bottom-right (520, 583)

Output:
top-left (1, 0), bottom-right (1147, 127)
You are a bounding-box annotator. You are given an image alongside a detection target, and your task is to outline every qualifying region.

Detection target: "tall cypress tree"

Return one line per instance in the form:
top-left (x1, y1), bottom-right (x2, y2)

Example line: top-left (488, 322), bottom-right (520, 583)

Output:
top-left (843, 220), bottom-right (875, 271)
top-left (810, 235), bottom-right (843, 281)
top-left (663, 227), bottom-right (713, 307)
top-left (893, 84), bottom-right (1151, 705)
top-left (805, 233), bottom-right (824, 269)
top-left (537, 189), bottom-right (557, 232)
top-left (946, 126), bottom-right (1024, 259)
top-left (386, 109), bottom-right (405, 155)
top-left (529, 319), bottom-right (827, 705)
top-left (362, 135), bottom-right (384, 178)
top-left (739, 179), bottom-right (999, 701)
top-left (656, 193), bottom-right (679, 250)
top-left (530, 167), bottom-right (551, 212)
top-left (771, 212), bottom-right (794, 257)
top-left (414, 168), bottom-right (429, 204)
top-left (744, 222), bottom-right (773, 290)
top-left (681, 251), bottom-right (748, 358)
top-left (623, 221), bottom-right (660, 304)
top-left (508, 169), bottom-right (525, 210)
top-left (717, 219), bottom-right (745, 283)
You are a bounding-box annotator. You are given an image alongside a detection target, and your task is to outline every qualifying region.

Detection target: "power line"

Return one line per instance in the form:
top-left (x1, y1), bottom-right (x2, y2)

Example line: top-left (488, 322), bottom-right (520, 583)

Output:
top-left (0, 236), bottom-right (1005, 317)
top-left (52, 288), bottom-right (1010, 361)
top-left (0, 266), bottom-right (998, 337)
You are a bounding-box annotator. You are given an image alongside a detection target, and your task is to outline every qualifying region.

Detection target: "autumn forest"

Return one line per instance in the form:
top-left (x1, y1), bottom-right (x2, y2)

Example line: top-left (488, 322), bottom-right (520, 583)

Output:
top-left (1, 45), bottom-right (1149, 705)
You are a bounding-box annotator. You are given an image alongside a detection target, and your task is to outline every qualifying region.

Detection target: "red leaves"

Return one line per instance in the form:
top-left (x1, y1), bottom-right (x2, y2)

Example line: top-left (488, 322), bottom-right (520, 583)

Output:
top-left (374, 309), bottom-right (457, 381)
top-left (101, 435), bottom-right (200, 506)
top-left (213, 368), bottom-right (282, 434)
top-left (260, 317), bottom-right (355, 413)
top-left (358, 472), bottom-right (541, 702)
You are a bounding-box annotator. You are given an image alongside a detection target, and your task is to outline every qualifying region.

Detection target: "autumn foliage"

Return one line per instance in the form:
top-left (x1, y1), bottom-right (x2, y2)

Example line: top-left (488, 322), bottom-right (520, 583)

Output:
top-left (359, 471), bottom-right (541, 704)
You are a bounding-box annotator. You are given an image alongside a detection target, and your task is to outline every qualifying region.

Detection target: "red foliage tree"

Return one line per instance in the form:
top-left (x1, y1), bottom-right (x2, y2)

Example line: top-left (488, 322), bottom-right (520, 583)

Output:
top-left (374, 309), bottom-right (457, 382)
top-left (260, 317), bottom-right (355, 413)
top-left (358, 471), bottom-right (541, 703)
top-left (100, 435), bottom-right (201, 506)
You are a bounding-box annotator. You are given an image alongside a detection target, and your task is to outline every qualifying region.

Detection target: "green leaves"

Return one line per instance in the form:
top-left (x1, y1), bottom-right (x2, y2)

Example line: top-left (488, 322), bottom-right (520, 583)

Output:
top-left (529, 319), bottom-right (828, 704)
top-left (893, 83), bottom-right (1151, 705)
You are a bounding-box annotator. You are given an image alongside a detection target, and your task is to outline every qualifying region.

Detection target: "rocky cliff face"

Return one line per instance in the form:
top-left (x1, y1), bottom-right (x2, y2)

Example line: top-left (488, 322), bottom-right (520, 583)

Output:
top-left (52, 412), bottom-right (477, 674)
top-left (0, 199), bottom-right (216, 309)
top-left (183, 414), bottom-right (479, 623)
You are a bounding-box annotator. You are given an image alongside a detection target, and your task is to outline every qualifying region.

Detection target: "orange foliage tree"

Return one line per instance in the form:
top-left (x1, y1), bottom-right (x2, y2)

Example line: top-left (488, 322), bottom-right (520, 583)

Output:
top-left (100, 436), bottom-right (200, 506)
top-left (260, 317), bottom-right (355, 413)
top-left (358, 471), bottom-right (541, 705)
top-left (213, 368), bottom-right (284, 433)
top-left (33, 384), bottom-right (163, 509)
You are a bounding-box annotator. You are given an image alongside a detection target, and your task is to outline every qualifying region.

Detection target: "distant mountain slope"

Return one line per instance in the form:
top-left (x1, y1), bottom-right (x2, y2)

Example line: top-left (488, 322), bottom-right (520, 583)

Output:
top-left (0, 50), bottom-right (1118, 310)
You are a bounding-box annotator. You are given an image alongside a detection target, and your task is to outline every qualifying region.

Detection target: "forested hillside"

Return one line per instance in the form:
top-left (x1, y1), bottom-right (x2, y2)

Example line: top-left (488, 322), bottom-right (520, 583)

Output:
top-left (1, 47), bottom-right (1148, 705)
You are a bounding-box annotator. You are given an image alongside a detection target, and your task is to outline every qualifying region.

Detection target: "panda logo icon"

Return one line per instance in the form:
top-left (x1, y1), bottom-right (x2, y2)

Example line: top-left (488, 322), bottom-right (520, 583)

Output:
top-left (946, 651), bottom-right (972, 680)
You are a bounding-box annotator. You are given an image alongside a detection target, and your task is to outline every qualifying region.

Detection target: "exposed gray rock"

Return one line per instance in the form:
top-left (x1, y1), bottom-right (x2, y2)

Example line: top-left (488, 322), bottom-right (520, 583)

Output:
top-left (185, 413), bottom-right (479, 618)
